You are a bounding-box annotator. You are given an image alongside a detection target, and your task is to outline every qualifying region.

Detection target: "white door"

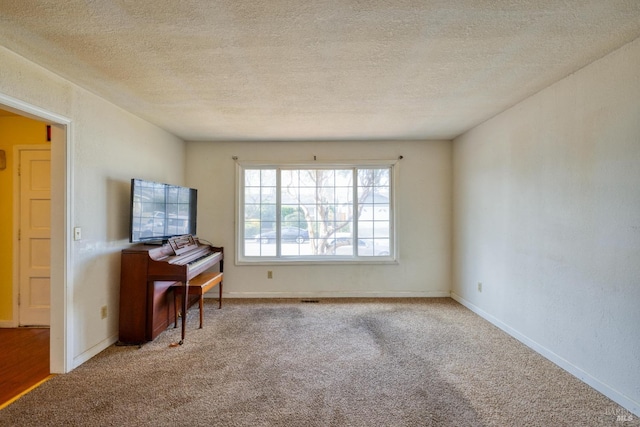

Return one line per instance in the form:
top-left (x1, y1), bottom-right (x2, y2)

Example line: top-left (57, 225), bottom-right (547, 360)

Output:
top-left (19, 148), bottom-right (51, 326)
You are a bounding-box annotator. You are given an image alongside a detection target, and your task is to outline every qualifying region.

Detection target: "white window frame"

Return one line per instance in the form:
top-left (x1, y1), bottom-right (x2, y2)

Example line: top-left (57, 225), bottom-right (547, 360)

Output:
top-left (235, 160), bottom-right (399, 265)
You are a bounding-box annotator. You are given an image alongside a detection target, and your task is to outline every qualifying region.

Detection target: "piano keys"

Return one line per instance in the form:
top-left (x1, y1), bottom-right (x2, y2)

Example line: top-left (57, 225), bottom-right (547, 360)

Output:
top-left (118, 235), bottom-right (223, 344)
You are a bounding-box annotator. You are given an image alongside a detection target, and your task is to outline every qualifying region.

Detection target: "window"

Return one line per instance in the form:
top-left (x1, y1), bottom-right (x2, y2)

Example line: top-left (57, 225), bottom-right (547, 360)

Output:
top-left (237, 162), bottom-right (396, 263)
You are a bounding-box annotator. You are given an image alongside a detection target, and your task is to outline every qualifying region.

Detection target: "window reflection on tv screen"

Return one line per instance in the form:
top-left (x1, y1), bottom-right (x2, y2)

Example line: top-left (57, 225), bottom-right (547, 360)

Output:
top-left (129, 179), bottom-right (197, 243)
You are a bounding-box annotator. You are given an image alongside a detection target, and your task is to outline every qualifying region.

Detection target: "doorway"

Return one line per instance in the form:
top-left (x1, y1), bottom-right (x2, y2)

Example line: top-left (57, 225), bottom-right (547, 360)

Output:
top-left (0, 94), bottom-right (71, 374)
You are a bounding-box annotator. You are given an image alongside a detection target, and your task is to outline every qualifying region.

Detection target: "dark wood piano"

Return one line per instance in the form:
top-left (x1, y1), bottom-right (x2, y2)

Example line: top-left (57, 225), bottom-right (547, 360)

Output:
top-left (118, 235), bottom-right (223, 345)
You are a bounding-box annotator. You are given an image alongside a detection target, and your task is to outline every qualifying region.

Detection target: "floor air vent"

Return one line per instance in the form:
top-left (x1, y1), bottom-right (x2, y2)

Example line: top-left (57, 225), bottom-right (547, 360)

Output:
top-left (300, 299), bottom-right (320, 303)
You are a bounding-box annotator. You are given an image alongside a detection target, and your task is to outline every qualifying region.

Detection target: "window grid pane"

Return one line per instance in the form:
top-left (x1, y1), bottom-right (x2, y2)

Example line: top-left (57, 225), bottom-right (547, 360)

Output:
top-left (356, 168), bottom-right (392, 257)
top-left (241, 165), bottom-right (392, 260)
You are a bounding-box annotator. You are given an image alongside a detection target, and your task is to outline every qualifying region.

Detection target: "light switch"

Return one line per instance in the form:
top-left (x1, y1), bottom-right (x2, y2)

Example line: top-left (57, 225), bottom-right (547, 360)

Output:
top-left (74, 227), bottom-right (82, 241)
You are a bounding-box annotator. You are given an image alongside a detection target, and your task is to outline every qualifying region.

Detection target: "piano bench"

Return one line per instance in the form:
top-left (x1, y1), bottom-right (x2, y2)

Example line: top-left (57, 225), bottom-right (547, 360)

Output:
top-left (173, 272), bottom-right (223, 329)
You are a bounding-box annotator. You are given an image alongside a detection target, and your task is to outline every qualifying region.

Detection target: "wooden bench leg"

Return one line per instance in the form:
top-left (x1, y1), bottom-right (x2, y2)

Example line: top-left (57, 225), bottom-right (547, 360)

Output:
top-left (174, 288), bottom-right (179, 328)
top-left (199, 295), bottom-right (204, 329)
top-left (219, 280), bottom-right (223, 309)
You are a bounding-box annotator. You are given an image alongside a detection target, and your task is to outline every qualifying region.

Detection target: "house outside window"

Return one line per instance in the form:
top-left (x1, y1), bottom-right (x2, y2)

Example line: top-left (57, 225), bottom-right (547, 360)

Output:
top-left (236, 161), bottom-right (397, 263)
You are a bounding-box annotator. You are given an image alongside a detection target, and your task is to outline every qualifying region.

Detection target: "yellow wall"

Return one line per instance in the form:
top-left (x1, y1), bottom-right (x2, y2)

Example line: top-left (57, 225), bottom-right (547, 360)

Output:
top-left (0, 113), bottom-right (49, 321)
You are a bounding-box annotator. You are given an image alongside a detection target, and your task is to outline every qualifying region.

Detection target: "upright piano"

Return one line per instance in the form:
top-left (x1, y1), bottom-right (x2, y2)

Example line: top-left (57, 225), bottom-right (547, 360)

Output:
top-left (118, 235), bottom-right (223, 344)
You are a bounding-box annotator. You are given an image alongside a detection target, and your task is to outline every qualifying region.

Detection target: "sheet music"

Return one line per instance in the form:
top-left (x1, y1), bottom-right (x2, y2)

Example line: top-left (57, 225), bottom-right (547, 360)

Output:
top-left (168, 234), bottom-right (197, 256)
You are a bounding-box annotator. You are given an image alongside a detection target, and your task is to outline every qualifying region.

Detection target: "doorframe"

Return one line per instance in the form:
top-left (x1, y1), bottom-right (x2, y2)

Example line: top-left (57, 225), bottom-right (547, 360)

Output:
top-left (1, 92), bottom-right (73, 374)
top-left (13, 145), bottom-right (52, 327)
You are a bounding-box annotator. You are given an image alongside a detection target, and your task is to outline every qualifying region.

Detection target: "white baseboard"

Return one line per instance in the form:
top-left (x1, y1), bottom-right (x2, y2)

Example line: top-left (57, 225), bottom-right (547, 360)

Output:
top-left (72, 334), bottom-right (118, 370)
top-left (450, 292), bottom-right (639, 417)
top-left (0, 320), bottom-right (18, 328)
top-left (219, 291), bottom-right (451, 298)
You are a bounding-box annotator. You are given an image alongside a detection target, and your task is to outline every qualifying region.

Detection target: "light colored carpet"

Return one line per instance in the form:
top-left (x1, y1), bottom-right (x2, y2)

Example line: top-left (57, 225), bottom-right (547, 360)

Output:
top-left (0, 298), bottom-right (635, 426)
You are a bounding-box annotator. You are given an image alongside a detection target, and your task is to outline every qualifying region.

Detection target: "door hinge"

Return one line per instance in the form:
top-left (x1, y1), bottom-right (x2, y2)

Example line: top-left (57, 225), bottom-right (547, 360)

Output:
top-left (18, 229), bottom-right (21, 241)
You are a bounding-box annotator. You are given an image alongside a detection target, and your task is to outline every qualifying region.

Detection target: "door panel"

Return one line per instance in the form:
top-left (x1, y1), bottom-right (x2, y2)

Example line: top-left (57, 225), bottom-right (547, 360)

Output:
top-left (19, 149), bottom-right (51, 326)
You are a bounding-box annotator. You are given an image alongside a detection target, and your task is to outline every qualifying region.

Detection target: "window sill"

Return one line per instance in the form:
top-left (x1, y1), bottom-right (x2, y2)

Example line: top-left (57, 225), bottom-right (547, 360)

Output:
top-left (235, 257), bottom-right (399, 266)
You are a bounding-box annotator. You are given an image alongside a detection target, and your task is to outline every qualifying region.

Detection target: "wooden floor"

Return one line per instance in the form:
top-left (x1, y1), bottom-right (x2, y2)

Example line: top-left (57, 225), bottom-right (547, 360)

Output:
top-left (0, 328), bottom-right (50, 406)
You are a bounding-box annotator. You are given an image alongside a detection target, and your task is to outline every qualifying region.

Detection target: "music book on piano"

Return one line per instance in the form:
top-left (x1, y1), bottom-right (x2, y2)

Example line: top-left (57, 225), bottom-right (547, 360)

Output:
top-left (168, 234), bottom-right (198, 256)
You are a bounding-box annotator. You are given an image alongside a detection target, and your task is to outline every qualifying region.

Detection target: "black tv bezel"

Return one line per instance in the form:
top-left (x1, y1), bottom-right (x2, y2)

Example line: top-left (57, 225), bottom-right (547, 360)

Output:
top-left (128, 178), bottom-right (198, 244)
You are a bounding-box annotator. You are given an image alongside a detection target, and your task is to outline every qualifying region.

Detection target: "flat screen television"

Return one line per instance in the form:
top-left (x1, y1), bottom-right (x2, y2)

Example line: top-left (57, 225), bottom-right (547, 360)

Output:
top-left (129, 178), bottom-right (197, 243)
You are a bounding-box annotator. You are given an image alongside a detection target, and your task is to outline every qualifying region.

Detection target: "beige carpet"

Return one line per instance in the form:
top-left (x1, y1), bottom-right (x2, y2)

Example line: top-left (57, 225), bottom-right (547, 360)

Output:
top-left (0, 298), bottom-right (635, 426)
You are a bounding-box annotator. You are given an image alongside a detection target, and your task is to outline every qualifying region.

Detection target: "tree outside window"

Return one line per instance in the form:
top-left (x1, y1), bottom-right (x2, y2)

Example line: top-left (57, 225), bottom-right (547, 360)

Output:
top-left (239, 164), bottom-right (393, 261)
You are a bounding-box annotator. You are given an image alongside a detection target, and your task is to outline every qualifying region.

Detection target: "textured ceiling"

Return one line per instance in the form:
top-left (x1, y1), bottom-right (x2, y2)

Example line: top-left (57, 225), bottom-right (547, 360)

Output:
top-left (1, 1), bottom-right (639, 141)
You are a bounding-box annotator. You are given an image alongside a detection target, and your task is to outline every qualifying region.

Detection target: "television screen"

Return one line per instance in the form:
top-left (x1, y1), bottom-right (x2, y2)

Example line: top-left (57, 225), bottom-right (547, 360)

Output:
top-left (129, 179), bottom-right (197, 243)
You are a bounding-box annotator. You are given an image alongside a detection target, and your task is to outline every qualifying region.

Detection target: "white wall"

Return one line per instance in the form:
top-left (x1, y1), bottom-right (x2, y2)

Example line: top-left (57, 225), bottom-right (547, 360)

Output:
top-left (186, 140), bottom-right (452, 297)
top-left (0, 46), bottom-right (185, 371)
top-left (452, 37), bottom-right (640, 414)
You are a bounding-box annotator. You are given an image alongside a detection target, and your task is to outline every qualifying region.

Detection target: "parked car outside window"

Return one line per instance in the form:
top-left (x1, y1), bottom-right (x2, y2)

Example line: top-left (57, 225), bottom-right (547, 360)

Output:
top-left (255, 227), bottom-right (309, 244)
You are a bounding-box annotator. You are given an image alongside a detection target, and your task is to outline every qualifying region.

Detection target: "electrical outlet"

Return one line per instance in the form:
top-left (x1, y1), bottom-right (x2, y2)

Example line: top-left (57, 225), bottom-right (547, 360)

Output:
top-left (267, 270), bottom-right (273, 279)
top-left (101, 305), bottom-right (108, 319)
top-left (477, 282), bottom-right (482, 292)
